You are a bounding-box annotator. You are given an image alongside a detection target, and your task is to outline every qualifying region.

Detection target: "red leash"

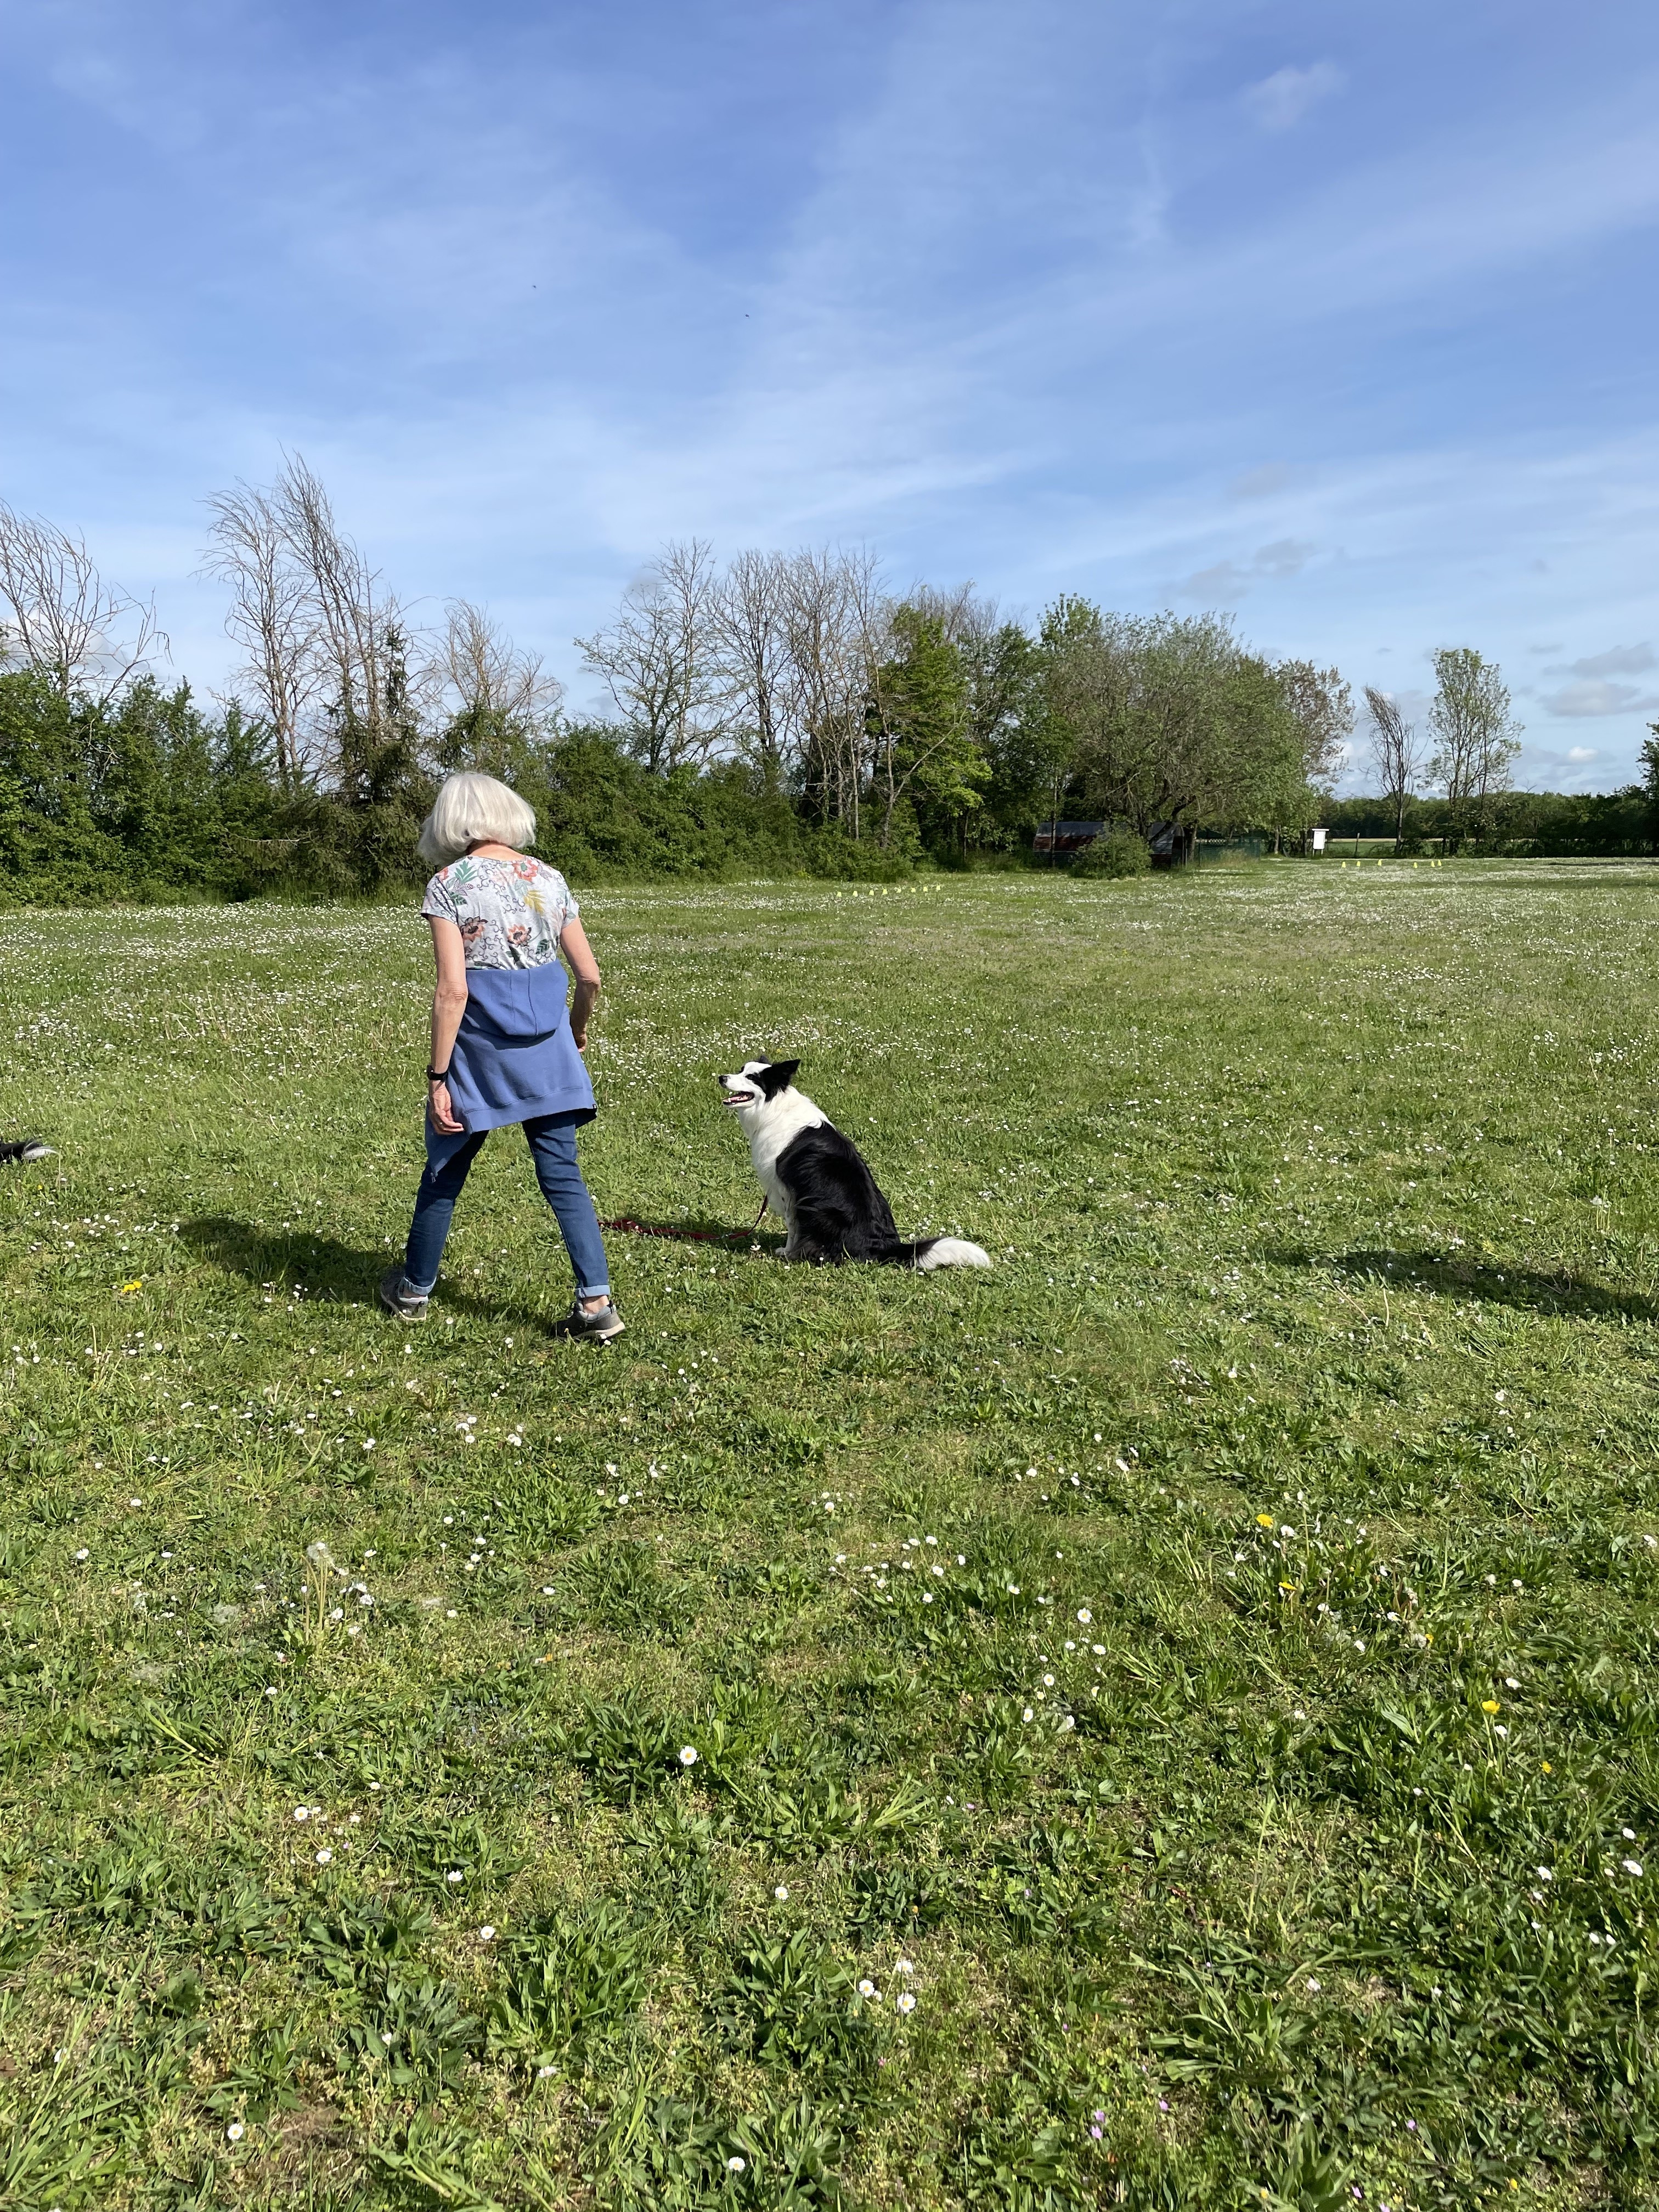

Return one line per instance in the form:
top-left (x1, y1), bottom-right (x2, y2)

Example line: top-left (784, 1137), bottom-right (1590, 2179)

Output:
top-left (601, 1201), bottom-right (769, 1249)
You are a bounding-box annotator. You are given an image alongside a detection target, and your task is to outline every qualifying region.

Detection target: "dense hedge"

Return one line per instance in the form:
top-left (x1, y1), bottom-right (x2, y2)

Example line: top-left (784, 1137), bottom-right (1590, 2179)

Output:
top-left (1322, 789), bottom-right (1655, 856)
top-left (5, 665), bottom-right (1651, 905)
top-left (0, 674), bottom-right (917, 904)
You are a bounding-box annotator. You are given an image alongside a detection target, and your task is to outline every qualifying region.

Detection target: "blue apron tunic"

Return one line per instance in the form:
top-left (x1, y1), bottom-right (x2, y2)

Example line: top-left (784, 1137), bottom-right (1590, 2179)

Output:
top-left (431, 961), bottom-right (595, 1165)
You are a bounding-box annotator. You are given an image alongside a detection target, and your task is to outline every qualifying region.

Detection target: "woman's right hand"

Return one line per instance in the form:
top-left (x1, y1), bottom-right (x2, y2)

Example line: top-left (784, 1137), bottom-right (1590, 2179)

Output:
top-left (427, 1080), bottom-right (464, 1135)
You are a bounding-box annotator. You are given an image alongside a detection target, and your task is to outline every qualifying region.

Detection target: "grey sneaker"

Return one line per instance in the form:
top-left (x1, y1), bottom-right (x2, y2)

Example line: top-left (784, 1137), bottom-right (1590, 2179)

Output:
top-left (379, 1269), bottom-right (429, 1322)
top-left (557, 1296), bottom-right (625, 1344)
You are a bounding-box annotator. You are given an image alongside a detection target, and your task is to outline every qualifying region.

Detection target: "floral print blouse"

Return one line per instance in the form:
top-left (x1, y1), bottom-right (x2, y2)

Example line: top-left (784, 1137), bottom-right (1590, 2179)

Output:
top-left (421, 854), bottom-right (579, 971)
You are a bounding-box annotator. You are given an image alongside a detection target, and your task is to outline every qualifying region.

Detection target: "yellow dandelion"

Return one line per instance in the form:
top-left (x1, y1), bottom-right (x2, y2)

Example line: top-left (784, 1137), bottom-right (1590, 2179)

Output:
top-left (120, 1279), bottom-right (144, 1294)
top-left (1278, 1581), bottom-right (1297, 1594)
top-left (1542, 1761), bottom-right (1553, 1773)
top-left (1481, 1699), bottom-right (1500, 1714)
top-left (1256, 1513), bottom-right (1273, 1527)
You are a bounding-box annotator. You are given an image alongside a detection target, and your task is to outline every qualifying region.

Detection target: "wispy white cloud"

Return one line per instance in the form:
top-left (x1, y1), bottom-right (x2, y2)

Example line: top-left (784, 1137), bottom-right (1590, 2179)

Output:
top-left (1243, 61), bottom-right (1346, 133)
top-left (1228, 464), bottom-right (1299, 500)
top-left (1175, 538), bottom-right (1319, 601)
top-left (1546, 642), bottom-right (1655, 678)
top-left (1542, 678), bottom-right (1659, 718)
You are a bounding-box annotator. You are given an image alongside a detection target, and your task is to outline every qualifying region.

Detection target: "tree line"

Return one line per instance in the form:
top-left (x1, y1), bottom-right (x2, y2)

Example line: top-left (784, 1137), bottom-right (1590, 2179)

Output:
top-left (0, 457), bottom-right (1617, 902)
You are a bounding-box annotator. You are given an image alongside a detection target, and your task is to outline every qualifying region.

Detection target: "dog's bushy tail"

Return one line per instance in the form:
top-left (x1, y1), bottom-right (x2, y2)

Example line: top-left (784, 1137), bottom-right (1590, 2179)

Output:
top-left (0, 1139), bottom-right (52, 1166)
top-left (887, 1235), bottom-right (992, 1272)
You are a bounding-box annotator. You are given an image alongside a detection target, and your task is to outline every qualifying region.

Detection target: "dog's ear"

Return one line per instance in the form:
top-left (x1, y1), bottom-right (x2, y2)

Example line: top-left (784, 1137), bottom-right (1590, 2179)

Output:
top-left (757, 1059), bottom-right (800, 1098)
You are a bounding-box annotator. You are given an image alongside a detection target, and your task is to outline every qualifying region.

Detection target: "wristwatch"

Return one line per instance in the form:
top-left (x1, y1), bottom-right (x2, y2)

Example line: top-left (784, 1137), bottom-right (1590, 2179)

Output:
top-left (426, 1066), bottom-right (451, 1082)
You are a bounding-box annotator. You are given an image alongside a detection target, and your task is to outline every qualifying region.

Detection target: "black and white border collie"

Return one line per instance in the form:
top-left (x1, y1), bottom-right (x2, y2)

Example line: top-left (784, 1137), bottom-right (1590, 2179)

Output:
top-left (0, 1139), bottom-right (51, 1166)
top-left (719, 1060), bottom-right (991, 1271)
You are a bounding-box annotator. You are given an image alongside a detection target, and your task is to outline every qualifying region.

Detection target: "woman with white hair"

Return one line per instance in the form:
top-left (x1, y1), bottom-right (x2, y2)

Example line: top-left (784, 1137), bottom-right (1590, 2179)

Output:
top-left (379, 771), bottom-right (623, 1341)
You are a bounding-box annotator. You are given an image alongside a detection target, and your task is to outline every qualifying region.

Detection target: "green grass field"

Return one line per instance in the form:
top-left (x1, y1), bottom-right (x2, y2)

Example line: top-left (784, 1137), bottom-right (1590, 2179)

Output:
top-left (5, 863), bottom-right (1659, 2212)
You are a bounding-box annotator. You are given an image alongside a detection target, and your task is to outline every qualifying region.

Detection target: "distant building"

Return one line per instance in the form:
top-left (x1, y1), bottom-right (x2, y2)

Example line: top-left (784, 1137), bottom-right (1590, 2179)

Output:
top-left (1034, 818), bottom-right (1197, 867)
top-left (1033, 819), bottom-right (1105, 854)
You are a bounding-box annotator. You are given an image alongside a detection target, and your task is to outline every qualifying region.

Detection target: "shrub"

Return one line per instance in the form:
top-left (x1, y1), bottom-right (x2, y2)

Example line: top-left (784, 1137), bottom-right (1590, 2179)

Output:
top-left (1070, 826), bottom-right (1150, 878)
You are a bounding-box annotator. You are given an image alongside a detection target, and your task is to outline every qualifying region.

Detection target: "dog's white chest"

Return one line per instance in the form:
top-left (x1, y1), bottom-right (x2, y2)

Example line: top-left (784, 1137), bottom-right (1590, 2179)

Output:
top-left (742, 1092), bottom-right (824, 1221)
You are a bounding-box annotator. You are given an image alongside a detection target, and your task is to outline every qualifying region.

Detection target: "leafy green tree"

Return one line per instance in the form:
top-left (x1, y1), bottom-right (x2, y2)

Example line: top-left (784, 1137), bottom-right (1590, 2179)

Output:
top-left (868, 606), bottom-right (988, 850)
top-left (1426, 646), bottom-right (1521, 852)
top-left (0, 667), bottom-right (123, 895)
top-left (961, 621), bottom-right (1069, 855)
top-left (1273, 661), bottom-right (1351, 847)
top-left (1640, 725), bottom-right (1659, 854)
top-left (98, 679), bottom-right (232, 894)
top-left (1037, 602), bottom-right (1307, 850)
top-left (323, 624), bottom-right (433, 891)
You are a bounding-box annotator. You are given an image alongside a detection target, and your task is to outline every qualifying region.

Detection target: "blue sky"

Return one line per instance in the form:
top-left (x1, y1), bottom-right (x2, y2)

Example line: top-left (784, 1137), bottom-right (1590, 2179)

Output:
top-left (3, 0), bottom-right (1656, 788)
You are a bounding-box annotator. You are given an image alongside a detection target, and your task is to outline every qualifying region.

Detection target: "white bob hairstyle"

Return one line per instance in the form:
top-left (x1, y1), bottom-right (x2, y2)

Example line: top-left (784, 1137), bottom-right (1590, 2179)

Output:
top-left (417, 772), bottom-right (537, 867)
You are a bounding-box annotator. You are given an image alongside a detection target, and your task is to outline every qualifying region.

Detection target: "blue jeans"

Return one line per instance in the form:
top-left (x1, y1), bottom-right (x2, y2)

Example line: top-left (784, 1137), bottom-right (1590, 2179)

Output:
top-left (403, 1113), bottom-right (611, 1301)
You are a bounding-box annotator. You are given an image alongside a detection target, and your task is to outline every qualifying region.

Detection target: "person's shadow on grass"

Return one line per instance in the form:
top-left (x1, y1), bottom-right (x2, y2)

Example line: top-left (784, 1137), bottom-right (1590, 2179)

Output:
top-left (181, 1212), bottom-right (784, 1320)
top-left (181, 1216), bottom-right (517, 1321)
top-left (1268, 1243), bottom-right (1659, 1326)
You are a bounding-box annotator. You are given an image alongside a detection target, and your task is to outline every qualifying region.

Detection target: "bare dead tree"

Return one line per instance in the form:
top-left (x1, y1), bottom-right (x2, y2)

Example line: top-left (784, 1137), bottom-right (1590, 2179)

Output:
top-left (904, 579), bottom-right (991, 647)
top-left (428, 599), bottom-right (562, 771)
top-left (576, 574), bottom-right (686, 774)
top-left (576, 538), bottom-right (727, 772)
top-left (0, 501), bottom-right (166, 703)
top-left (713, 548), bottom-right (793, 778)
top-left (1364, 685), bottom-right (1423, 844)
top-left (270, 455), bottom-right (400, 764)
top-left (781, 546), bottom-right (885, 836)
top-left (202, 481), bottom-right (320, 790)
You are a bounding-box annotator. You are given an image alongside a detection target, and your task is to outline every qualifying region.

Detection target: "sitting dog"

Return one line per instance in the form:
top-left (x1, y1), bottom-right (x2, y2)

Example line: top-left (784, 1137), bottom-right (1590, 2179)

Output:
top-left (719, 1059), bottom-right (991, 1270)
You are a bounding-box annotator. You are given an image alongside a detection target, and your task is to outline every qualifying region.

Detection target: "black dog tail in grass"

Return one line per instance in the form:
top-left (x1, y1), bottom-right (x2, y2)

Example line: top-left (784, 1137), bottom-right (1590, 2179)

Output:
top-left (0, 1139), bottom-right (53, 1165)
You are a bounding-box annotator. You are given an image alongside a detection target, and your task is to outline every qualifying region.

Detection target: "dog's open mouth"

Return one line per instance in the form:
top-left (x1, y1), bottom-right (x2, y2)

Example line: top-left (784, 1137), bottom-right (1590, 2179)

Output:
top-left (721, 1091), bottom-right (755, 1109)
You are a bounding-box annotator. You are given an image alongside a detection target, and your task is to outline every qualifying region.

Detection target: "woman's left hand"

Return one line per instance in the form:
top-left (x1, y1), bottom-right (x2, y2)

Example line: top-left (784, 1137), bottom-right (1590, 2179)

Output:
top-left (428, 1080), bottom-right (464, 1134)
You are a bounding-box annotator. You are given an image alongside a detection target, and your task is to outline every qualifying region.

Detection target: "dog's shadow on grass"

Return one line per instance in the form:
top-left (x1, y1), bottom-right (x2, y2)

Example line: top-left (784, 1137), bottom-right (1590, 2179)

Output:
top-left (1269, 1244), bottom-right (1659, 1326)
